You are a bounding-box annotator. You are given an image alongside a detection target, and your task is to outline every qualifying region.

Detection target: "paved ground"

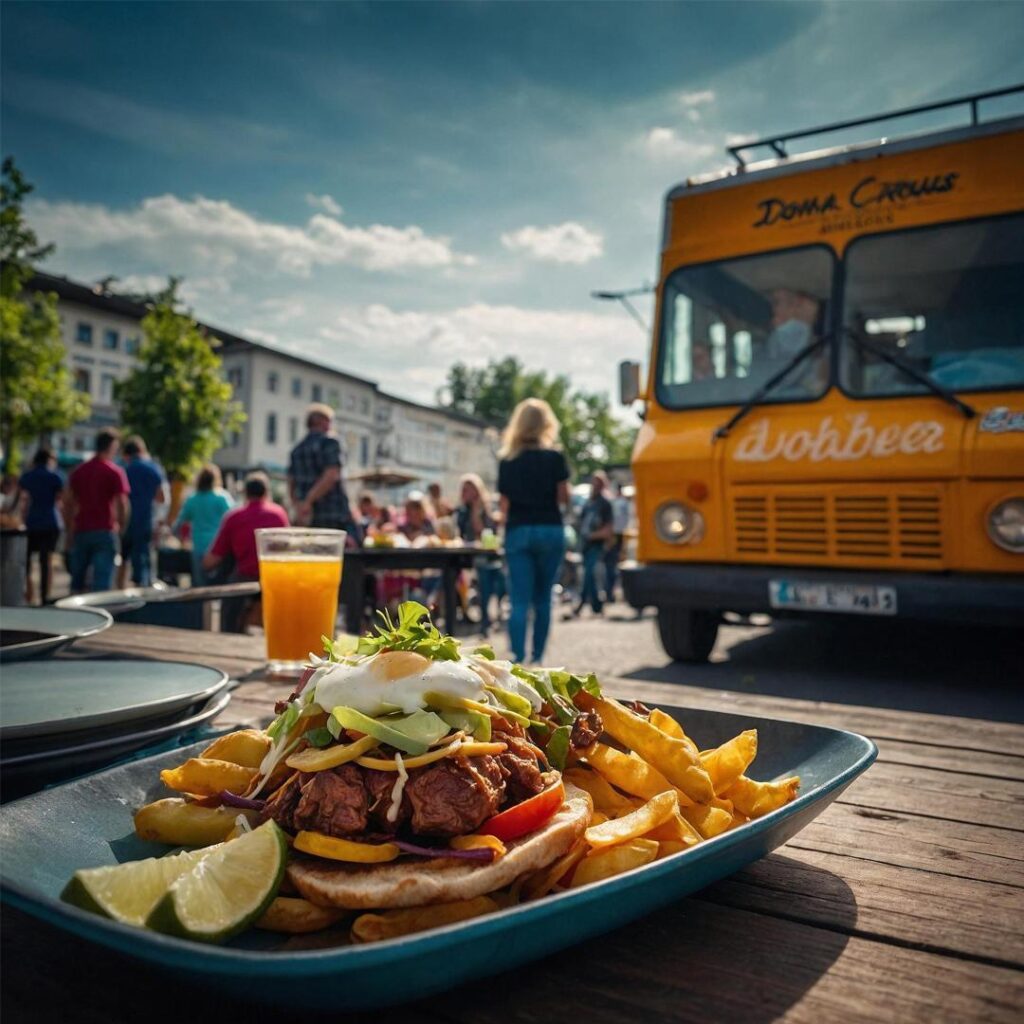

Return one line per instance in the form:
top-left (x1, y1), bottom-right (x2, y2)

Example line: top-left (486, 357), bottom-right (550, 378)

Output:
top-left (489, 600), bottom-right (1024, 724)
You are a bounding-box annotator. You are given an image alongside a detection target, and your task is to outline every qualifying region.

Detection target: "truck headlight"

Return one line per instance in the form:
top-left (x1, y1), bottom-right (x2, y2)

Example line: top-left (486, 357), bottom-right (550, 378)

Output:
top-left (987, 499), bottom-right (1024, 553)
top-left (655, 502), bottom-right (704, 545)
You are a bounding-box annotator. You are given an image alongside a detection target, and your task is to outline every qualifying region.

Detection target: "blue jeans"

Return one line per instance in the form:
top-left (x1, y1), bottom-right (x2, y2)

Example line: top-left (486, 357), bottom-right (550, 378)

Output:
top-left (580, 544), bottom-right (605, 612)
top-left (70, 530), bottom-right (117, 592)
top-left (121, 529), bottom-right (153, 586)
top-left (476, 564), bottom-right (505, 630)
top-left (505, 524), bottom-right (565, 663)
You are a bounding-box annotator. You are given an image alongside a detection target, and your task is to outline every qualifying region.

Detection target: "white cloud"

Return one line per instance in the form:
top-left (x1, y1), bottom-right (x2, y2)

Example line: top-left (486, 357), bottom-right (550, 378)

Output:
top-left (679, 89), bottom-right (715, 107)
top-left (643, 127), bottom-right (716, 163)
top-left (25, 194), bottom-right (475, 276)
top-left (305, 192), bottom-right (343, 216)
top-left (500, 222), bottom-right (603, 265)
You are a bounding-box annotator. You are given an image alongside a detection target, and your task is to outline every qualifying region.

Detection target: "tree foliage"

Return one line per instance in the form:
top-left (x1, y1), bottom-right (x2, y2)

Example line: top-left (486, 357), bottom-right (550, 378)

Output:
top-left (1, 158), bottom-right (90, 473)
top-left (439, 356), bottom-right (635, 477)
top-left (115, 283), bottom-right (246, 480)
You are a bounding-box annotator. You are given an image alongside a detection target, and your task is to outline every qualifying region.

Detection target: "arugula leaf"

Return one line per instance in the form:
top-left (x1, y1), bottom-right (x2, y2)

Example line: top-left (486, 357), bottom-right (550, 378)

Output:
top-left (545, 725), bottom-right (572, 770)
top-left (322, 633), bottom-right (360, 662)
top-left (354, 601), bottom-right (461, 661)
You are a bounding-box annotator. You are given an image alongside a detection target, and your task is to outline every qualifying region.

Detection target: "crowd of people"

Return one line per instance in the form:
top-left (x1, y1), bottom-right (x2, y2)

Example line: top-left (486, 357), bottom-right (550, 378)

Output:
top-left (7, 396), bottom-right (633, 664)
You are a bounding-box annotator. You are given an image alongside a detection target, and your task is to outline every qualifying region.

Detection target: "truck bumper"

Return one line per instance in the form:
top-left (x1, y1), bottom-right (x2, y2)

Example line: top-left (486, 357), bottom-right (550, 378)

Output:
top-left (620, 561), bottom-right (1024, 627)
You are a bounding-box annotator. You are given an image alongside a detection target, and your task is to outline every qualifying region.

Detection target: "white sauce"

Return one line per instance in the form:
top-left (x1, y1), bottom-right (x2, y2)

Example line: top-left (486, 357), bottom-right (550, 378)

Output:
top-left (387, 752), bottom-right (408, 824)
top-left (468, 656), bottom-right (543, 711)
top-left (313, 653), bottom-right (485, 716)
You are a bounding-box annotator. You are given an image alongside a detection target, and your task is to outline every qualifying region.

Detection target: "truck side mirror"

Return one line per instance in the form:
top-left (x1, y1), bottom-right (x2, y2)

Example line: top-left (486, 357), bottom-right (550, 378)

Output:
top-left (619, 360), bottom-right (641, 405)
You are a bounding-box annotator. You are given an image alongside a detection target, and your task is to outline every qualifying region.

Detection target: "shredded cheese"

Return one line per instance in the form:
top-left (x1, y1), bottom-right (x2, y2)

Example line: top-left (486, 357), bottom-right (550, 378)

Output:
top-left (235, 814), bottom-right (252, 834)
top-left (387, 752), bottom-right (408, 824)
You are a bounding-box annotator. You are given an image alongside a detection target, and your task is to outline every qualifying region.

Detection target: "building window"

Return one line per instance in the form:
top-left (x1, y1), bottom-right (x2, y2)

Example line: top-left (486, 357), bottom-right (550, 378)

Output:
top-left (73, 368), bottom-right (91, 394)
top-left (229, 431), bottom-right (241, 448)
top-left (76, 322), bottom-right (93, 345)
top-left (292, 376), bottom-right (302, 398)
top-left (328, 388), bottom-right (340, 409)
top-left (345, 393), bottom-right (357, 411)
top-left (103, 329), bottom-right (119, 350)
top-left (267, 371), bottom-right (279, 393)
top-left (125, 336), bottom-right (140, 355)
top-left (288, 417), bottom-right (299, 443)
top-left (360, 436), bottom-right (370, 467)
top-left (226, 366), bottom-right (243, 389)
top-left (360, 396), bottom-right (370, 415)
top-left (100, 373), bottom-right (117, 404)
top-left (311, 383), bottom-right (323, 402)
top-left (266, 413), bottom-right (277, 445)
top-left (73, 436), bottom-right (87, 452)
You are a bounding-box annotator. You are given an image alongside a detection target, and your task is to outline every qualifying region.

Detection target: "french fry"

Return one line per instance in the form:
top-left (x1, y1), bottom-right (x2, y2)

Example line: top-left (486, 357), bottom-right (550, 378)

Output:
top-left (678, 799), bottom-right (735, 839)
top-left (351, 896), bottom-right (499, 943)
top-left (521, 837), bottom-right (590, 901)
top-left (585, 790), bottom-right (678, 850)
top-left (199, 729), bottom-right (272, 768)
top-left (722, 774), bottom-right (801, 818)
top-left (700, 730), bottom-right (758, 796)
top-left (134, 798), bottom-right (257, 847)
top-left (585, 743), bottom-right (682, 803)
top-left (159, 758), bottom-right (258, 797)
top-left (255, 897), bottom-right (347, 934)
top-left (571, 838), bottom-right (659, 888)
top-left (656, 840), bottom-right (690, 859)
top-left (575, 693), bottom-right (714, 803)
top-left (643, 811), bottom-right (702, 846)
top-left (648, 708), bottom-right (699, 756)
top-left (564, 765), bottom-right (640, 818)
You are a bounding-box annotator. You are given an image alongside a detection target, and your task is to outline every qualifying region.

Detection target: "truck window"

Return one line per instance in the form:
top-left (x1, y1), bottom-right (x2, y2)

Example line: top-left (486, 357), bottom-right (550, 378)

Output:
top-left (841, 213), bottom-right (1024, 396)
top-left (656, 246), bottom-right (834, 410)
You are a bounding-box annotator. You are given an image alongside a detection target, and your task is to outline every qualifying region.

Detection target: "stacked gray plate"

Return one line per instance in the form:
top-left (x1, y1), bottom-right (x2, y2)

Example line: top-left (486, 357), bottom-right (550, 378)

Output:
top-left (0, 656), bottom-right (231, 801)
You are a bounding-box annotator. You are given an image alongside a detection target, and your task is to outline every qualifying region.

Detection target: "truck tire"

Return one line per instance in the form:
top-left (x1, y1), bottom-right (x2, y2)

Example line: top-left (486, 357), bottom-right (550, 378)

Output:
top-left (656, 607), bottom-right (719, 663)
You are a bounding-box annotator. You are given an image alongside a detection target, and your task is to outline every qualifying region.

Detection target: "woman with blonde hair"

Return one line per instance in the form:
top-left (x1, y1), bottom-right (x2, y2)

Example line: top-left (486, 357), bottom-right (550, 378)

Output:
top-left (497, 398), bottom-right (569, 663)
top-left (457, 472), bottom-right (504, 634)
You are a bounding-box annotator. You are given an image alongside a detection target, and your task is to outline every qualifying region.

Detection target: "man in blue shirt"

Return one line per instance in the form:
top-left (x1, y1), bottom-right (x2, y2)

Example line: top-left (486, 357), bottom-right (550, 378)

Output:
top-left (118, 436), bottom-right (169, 587)
top-left (18, 448), bottom-right (64, 604)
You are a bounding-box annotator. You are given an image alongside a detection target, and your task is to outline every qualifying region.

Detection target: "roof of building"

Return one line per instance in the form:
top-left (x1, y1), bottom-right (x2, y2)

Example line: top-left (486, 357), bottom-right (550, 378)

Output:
top-left (27, 269), bottom-right (493, 430)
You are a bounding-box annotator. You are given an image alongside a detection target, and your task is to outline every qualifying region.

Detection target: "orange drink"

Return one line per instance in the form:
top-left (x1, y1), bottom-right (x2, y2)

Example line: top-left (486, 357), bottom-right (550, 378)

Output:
top-left (256, 528), bottom-right (345, 672)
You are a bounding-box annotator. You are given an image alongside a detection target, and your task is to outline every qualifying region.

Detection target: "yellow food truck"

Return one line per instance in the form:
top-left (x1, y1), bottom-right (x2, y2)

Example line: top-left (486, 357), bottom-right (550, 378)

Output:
top-left (620, 87), bottom-right (1024, 661)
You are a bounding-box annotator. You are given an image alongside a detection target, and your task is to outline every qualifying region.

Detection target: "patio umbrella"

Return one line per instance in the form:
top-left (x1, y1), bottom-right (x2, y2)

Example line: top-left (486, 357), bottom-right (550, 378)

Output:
top-left (346, 468), bottom-right (421, 489)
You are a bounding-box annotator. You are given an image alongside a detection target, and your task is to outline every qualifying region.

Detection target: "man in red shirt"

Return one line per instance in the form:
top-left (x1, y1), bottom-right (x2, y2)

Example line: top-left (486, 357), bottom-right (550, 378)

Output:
top-left (65, 429), bottom-right (130, 593)
top-left (203, 471), bottom-right (288, 631)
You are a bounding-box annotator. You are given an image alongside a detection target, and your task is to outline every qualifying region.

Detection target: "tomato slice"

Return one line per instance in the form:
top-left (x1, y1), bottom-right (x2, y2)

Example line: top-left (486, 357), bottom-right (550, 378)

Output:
top-left (479, 781), bottom-right (565, 843)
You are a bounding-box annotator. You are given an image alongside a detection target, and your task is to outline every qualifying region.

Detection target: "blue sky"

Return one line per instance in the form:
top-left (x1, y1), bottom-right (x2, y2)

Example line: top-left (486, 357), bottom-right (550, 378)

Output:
top-left (3, 1), bottom-right (1023, 402)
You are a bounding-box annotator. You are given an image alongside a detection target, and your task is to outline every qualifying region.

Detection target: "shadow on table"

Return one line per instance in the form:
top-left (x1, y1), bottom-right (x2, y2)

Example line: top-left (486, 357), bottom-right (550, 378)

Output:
top-left (622, 619), bottom-right (1024, 723)
top-left (3, 857), bottom-right (856, 1024)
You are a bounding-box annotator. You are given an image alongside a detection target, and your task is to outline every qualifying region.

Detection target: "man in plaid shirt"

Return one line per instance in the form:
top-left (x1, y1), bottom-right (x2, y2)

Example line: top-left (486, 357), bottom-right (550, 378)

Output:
top-left (287, 403), bottom-right (360, 543)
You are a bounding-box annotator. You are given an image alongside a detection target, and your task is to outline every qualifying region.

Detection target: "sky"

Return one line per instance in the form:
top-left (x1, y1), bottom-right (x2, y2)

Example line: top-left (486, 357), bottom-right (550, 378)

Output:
top-left (3, 0), bottom-right (1023, 405)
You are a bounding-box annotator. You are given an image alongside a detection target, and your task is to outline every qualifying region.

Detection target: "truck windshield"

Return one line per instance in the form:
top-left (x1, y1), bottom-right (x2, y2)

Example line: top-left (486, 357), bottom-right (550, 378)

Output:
top-left (656, 247), bottom-right (834, 410)
top-left (841, 214), bottom-right (1024, 396)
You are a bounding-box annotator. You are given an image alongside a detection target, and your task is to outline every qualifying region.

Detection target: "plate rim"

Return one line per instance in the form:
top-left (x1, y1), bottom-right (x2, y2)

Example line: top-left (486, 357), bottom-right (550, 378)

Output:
top-left (0, 703), bottom-right (878, 973)
top-left (0, 659), bottom-right (230, 742)
top-left (0, 606), bottom-right (113, 662)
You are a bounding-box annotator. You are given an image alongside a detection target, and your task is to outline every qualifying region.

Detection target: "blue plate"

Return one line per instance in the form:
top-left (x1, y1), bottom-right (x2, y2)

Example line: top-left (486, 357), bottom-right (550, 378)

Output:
top-left (0, 704), bottom-right (876, 1009)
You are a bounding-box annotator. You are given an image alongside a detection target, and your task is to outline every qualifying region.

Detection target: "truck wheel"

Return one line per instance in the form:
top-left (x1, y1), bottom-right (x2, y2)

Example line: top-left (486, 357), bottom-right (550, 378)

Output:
top-left (656, 608), bottom-right (719, 663)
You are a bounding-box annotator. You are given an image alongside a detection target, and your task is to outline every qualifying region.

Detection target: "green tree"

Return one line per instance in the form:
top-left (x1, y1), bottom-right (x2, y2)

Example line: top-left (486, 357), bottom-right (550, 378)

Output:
top-left (439, 356), bottom-right (635, 478)
top-left (115, 282), bottom-right (245, 484)
top-left (1, 157), bottom-right (90, 472)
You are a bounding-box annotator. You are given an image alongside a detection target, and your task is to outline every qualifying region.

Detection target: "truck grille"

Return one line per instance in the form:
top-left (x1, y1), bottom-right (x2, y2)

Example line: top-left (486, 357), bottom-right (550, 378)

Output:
top-left (731, 486), bottom-right (945, 568)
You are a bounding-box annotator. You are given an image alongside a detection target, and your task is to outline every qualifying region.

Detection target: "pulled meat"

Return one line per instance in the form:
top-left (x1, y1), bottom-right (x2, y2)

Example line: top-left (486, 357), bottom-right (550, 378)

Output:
top-left (405, 755), bottom-right (505, 836)
top-left (570, 710), bottom-right (603, 752)
top-left (292, 763), bottom-right (368, 835)
top-left (494, 732), bottom-right (546, 801)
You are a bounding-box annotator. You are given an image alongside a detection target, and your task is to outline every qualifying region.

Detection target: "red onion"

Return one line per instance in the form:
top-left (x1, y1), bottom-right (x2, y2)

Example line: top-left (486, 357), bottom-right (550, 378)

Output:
top-left (218, 790), bottom-right (266, 811)
top-left (392, 840), bottom-right (494, 862)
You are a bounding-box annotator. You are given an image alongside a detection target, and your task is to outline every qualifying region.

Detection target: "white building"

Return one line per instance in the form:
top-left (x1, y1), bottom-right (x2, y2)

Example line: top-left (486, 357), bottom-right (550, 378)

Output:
top-left (26, 272), bottom-right (497, 500)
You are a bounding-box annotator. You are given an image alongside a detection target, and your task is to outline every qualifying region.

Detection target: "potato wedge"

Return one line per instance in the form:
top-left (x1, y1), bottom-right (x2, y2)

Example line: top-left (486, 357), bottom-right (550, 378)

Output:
top-left (351, 896), bottom-right (499, 943)
top-left (656, 840), bottom-right (691, 859)
top-left (585, 790), bottom-right (679, 850)
top-left (678, 799), bottom-right (735, 839)
top-left (134, 798), bottom-right (258, 847)
top-left (722, 774), bottom-right (800, 818)
top-left (585, 743), bottom-right (681, 803)
top-left (564, 765), bottom-right (640, 818)
top-left (643, 811), bottom-right (702, 846)
top-left (571, 838), bottom-right (659, 888)
top-left (521, 837), bottom-right (590, 901)
top-left (700, 730), bottom-right (758, 796)
top-left (575, 693), bottom-right (714, 803)
top-left (199, 729), bottom-right (272, 769)
top-left (159, 758), bottom-right (258, 797)
top-left (648, 708), bottom-right (699, 755)
top-left (255, 897), bottom-right (347, 934)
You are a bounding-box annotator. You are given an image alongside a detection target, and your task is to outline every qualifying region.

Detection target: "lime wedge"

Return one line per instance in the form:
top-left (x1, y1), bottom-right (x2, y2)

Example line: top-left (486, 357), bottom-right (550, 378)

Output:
top-left (62, 846), bottom-right (216, 926)
top-left (146, 821), bottom-right (287, 943)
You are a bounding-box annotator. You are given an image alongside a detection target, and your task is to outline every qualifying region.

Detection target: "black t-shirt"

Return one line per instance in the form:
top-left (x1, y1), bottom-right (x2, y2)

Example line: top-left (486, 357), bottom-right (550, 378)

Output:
top-left (579, 494), bottom-right (613, 549)
top-left (498, 448), bottom-right (569, 529)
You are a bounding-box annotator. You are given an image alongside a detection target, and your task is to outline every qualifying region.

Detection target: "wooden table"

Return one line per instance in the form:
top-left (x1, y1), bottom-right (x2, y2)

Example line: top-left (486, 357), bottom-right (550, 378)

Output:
top-left (3, 624), bottom-right (1022, 1023)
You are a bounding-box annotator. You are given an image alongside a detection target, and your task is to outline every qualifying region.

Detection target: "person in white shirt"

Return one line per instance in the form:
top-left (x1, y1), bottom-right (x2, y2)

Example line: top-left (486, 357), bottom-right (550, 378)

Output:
top-left (605, 483), bottom-right (632, 603)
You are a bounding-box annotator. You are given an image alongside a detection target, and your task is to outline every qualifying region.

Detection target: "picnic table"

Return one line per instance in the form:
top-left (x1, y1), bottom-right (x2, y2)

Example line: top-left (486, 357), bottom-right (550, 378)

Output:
top-left (3, 623), bottom-right (1022, 1023)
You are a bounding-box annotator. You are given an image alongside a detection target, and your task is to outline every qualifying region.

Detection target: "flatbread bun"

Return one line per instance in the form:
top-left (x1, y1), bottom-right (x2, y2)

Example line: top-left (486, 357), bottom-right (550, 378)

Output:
top-left (287, 782), bottom-right (593, 910)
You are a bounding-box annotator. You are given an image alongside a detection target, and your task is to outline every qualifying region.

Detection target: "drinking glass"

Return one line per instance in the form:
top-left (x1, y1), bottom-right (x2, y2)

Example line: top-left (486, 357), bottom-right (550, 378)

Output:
top-left (255, 527), bottom-right (345, 673)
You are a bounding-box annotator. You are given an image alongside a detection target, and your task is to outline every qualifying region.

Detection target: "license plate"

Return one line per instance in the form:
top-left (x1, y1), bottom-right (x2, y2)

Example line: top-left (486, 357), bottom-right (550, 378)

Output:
top-left (769, 580), bottom-right (897, 616)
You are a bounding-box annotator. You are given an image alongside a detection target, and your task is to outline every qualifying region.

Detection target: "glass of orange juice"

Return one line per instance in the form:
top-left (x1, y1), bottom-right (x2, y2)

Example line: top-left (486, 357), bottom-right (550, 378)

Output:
top-left (255, 527), bottom-right (345, 673)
